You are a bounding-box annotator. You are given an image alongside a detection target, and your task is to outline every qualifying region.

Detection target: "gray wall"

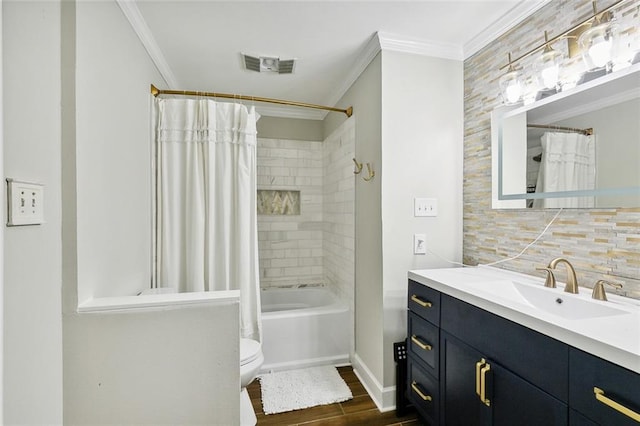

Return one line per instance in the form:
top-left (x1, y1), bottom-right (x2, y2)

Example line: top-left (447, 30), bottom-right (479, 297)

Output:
top-left (324, 49), bottom-right (463, 409)
top-left (3, 2), bottom-right (64, 423)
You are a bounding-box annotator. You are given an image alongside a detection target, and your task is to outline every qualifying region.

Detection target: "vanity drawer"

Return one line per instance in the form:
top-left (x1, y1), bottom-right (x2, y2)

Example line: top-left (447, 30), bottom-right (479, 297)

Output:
top-left (408, 311), bottom-right (439, 378)
top-left (569, 348), bottom-right (640, 426)
top-left (408, 356), bottom-right (439, 425)
top-left (408, 280), bottom-right (440, 325)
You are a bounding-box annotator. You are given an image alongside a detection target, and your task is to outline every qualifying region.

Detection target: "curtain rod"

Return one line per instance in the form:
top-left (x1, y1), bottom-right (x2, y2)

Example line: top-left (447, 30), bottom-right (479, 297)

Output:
top-left (528, 123), bottom-right (593, 136)
top-left (150, 84), bottom-right (353, 117)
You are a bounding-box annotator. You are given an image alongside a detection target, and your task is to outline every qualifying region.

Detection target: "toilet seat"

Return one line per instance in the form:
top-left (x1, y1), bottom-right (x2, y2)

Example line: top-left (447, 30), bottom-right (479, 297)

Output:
top-left (240, 338), bottom-right (262, 366)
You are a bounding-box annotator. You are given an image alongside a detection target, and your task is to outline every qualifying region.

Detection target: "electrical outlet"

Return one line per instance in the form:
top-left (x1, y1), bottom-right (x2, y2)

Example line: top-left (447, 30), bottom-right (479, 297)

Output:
top-left (7, 179), bottom-right (44, 226)
top-left (414, 234), bottom-right (427, 255)
top-left (414, 198), bottom-right (438, 217)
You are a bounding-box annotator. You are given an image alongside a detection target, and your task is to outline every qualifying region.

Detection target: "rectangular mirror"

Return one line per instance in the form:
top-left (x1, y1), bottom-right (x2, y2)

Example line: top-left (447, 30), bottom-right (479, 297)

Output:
top-left (492, 63), bottom-right (640, 209)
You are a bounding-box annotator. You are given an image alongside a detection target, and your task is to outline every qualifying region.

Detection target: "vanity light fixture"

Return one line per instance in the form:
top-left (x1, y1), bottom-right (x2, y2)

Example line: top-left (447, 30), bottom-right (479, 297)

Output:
top-left (535, 31), bottom-right (563, 90)
top-left (497, 0), bottom-right (630, 103)
top-left (578, 2), bottom-right (619, 71)
top-left (499, 53), bottom-right (523, 105)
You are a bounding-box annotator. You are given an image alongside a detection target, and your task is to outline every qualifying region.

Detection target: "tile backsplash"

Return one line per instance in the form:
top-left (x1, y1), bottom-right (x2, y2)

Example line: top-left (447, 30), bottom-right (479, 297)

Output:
top-left (463, 0), bottom-right (640, 299)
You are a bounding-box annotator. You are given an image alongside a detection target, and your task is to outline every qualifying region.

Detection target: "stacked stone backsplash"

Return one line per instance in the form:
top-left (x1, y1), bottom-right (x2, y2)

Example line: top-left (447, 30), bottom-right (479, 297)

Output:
top-left (463, 0), bottom-right (640, 299)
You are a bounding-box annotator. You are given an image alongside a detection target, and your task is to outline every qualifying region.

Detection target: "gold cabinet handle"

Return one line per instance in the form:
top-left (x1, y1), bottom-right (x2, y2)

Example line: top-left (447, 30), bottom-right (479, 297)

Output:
top-left (411, 335), bottom-right (432, 351)
top-left (411, 381), bottom-right (432, 402)
top-left (594, 387), bottom-right (640, 422)
top-left (411, 294), bottom-right (432, 308)
top-left (480, 361), bottom-right (491, 407)
top-left (475, 359), bottom-right (485, 398)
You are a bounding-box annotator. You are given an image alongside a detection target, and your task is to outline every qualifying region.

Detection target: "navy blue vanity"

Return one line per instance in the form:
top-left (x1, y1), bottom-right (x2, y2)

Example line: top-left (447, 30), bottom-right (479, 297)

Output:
top-left (407, 267), bottom-right (640, 425)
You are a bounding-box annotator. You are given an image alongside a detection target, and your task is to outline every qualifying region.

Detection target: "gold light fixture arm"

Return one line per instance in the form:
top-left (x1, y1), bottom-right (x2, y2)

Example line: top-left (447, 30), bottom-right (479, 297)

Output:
top-left (150, 84), bottom-right (353, 117)
top-left (499, 0), bottom-right (629, 70)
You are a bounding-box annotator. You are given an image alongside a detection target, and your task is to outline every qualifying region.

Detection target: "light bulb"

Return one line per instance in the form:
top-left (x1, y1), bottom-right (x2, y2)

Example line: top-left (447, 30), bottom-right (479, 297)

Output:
top-left (541, 64), bottom-right (559, 89)
top-left (505, 82), bottom-right (522, 104)
top-left (589, 35), bottom-right (612, 67)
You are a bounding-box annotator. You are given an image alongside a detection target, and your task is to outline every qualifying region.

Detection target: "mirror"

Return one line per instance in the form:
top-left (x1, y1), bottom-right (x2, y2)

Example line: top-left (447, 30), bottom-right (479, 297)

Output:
top-left (492, 63), bottom-right (640, 209)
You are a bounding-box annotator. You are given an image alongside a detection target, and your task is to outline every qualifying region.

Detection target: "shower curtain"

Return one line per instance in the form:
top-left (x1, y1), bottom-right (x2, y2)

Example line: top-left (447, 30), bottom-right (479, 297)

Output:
top-left (534, 131), bottom-right (596, 208)
top-left (155, 98), bottom-right (261, 341)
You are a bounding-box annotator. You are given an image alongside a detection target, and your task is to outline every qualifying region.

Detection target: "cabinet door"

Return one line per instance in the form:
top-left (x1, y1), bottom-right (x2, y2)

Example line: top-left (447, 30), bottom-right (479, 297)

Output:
top-left (570, 348), bottom-right (640, 426)
top-left (442, 332), bottom-right (490, 426)
top-left (491, 360), bottom-right (568, 426)
top-left (442, 331), bottom-right (568, 426)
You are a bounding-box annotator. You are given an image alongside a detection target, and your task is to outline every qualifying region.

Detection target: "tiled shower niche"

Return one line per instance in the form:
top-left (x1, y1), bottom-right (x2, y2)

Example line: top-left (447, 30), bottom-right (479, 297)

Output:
top-left (257, 190), bottom-right (301, 215)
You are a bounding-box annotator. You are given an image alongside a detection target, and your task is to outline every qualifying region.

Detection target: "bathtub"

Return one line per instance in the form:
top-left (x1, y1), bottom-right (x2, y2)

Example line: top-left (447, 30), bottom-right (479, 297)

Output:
top-left (260, 287), bottom-right (350, 372)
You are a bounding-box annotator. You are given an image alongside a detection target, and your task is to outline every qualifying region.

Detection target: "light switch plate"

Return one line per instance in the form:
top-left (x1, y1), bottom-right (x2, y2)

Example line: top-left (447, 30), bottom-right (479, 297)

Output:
top-left (7, 179), bottom-right (44, 226)
top-left (414, 198), bottom-right (438, 217)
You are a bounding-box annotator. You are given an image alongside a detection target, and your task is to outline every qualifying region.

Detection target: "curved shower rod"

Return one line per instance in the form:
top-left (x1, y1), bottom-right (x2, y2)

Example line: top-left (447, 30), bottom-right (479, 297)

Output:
top-left (150, 84), bottom-right (353, 117)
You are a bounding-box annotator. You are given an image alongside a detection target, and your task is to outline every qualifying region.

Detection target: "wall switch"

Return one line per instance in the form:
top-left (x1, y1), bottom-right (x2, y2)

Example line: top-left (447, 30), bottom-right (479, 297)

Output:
top-left (414, 234), bottom-right (427, 255)
top-left (414, 198), bottom-right (438, 217)
top-left (7, 179), bottom-right (44, 226)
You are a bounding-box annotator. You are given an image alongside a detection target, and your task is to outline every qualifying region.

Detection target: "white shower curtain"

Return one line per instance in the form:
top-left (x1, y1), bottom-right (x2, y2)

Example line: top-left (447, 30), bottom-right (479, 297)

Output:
top-left (534, 131), bottom-right (596, 208)
top-left (155, 98), bottom-right (261, 341)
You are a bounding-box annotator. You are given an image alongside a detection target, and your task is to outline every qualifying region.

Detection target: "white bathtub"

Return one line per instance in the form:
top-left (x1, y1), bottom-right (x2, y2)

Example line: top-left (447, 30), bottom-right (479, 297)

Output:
top-left (260, 287), bottom-right (350, 372)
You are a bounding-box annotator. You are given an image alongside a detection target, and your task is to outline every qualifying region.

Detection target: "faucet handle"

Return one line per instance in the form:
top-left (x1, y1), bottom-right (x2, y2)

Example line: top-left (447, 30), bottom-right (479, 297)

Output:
top-left (536, 267), bottom-right (556, 288)
top-left (592, 280), bottom-right (623, 301)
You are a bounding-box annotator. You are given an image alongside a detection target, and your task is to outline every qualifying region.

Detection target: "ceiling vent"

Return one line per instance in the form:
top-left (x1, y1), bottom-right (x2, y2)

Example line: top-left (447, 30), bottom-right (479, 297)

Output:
top-left (242, 54), bottom-right (296, 74)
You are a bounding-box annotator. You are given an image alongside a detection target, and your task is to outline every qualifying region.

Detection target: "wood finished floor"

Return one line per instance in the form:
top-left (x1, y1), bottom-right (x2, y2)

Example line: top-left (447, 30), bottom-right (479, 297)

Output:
top-left (248, 366), bottom-right (422, 426)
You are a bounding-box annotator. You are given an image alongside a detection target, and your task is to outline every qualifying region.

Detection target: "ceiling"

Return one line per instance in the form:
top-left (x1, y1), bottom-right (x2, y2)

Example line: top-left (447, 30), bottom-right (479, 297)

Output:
top-left (123, 0), bottom-right (549, 119)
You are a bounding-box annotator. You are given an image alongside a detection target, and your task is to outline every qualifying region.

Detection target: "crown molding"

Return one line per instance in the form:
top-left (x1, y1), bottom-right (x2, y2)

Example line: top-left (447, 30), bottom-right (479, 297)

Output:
top-left (464, 0), bottom-right (552, 59)
top-left (115, 0), bottom-right (178, 88)
top-left (377, 32), bottom-right (464, 61)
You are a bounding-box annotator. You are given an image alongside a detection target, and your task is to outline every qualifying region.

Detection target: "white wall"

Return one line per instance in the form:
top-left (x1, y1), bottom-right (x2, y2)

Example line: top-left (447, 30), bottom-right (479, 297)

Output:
top-left (64, 295), bottom-right (240, 425)
top-left (75, 0), bottom-right (163, 302)
top-left (3, 1), bottom-right (64, 423)
top-left (64, 3), bottom-right (241, 425)
top-left (380, 50), bottom-right (463, 389)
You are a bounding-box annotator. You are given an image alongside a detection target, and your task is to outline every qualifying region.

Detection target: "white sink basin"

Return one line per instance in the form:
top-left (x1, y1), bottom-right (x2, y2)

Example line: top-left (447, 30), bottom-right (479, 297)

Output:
top-left (464, 279), bottom-right (631, 320)
top-left (511, 281), bottom-right (630, 320)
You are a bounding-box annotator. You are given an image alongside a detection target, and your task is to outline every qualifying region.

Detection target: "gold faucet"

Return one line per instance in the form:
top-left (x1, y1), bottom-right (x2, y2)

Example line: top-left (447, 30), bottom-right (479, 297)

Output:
top-left (548, 258), bottom-right (579, 294)
top-left (592, 280), bottom-right (623, 301)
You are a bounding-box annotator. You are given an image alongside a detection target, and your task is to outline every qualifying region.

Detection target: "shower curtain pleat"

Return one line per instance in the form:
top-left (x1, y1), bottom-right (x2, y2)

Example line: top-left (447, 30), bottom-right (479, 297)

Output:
top-left (155, 98), bottom-right (261, 341)
top-left (534, 131), bottom-right (596, 208)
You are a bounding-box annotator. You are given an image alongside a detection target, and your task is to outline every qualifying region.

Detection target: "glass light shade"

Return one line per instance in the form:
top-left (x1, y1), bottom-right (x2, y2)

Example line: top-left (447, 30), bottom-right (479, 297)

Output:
top-left (578, 21), bottom-right (618, 70)
top-left (535, 48), bottom-right (563, 89)
top-left (499, 69), bottom-right (523, 105)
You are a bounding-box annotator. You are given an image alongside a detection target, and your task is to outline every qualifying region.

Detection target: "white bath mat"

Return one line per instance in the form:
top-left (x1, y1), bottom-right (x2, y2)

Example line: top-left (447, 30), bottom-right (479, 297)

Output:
top-left (258, 365), bottom-right (353, 415)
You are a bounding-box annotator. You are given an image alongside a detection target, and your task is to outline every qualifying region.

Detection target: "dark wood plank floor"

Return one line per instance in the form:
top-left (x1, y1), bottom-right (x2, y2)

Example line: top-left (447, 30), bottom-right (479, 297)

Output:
top-left (247, 366), bottom-right (422, 426)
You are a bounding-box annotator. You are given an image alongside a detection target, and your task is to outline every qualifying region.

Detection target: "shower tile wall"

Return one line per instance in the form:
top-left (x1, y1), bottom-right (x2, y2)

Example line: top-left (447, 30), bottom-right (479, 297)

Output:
top-left (322, 118), bottom-right (355, 306)
top-left (463, 0), bottom-right (640, 299)
top-left (257, 138), bottom-right (324, 289)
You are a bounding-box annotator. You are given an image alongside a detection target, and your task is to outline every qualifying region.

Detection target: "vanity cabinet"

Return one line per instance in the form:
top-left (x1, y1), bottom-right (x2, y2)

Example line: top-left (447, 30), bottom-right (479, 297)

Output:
top-left (569, 347), bottom-right (640, 425)
top-left (408, 279), bottom-right (568, 425)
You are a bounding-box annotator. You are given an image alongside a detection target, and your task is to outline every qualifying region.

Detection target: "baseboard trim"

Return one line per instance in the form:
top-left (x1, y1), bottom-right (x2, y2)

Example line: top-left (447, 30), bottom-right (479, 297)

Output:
top-left (351, 353), bottom-right (397, 412)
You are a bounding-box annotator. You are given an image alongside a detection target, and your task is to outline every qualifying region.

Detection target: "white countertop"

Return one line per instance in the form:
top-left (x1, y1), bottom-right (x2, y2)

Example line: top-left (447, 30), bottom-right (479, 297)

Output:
top-left (408, 266), bottom-right (640, 374)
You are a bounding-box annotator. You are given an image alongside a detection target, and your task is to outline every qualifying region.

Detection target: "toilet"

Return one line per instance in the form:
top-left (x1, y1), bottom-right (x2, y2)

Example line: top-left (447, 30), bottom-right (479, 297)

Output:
top-left (139, 288), bottom-right (264, 425)
top-left (240, 338), bottom-right (264, 426)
